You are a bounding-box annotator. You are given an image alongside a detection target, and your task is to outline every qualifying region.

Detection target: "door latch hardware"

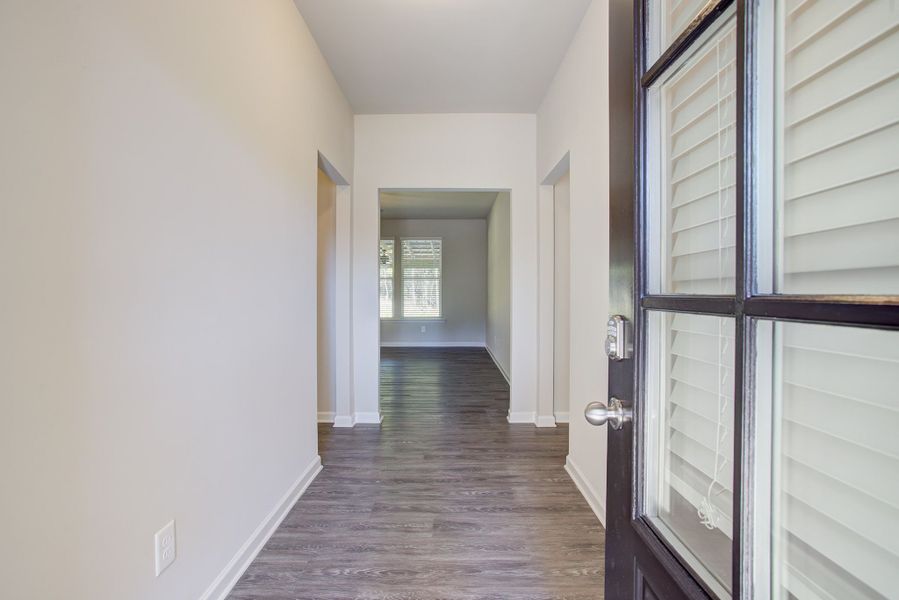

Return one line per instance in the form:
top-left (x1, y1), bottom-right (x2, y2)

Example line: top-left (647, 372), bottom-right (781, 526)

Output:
top-left (584, 398), bottom-right (633, 430)
top-left (605, 315), bottom-right (631, 361)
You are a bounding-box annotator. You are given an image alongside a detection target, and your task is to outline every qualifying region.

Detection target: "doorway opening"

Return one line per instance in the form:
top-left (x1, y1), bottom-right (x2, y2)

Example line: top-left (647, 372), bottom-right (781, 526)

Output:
top-left (316, 152), bottom-right (351, 428)
top-left (537, 152), bottom-right (572, 428)
top-left (317, 166), bottom-right (338, 424)
top-left (377, 189), bottom-right (511, 419)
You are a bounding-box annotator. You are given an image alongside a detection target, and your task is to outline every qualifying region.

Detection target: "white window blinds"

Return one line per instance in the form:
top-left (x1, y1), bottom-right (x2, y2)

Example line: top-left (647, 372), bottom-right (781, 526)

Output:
top-left (777, 0), bottom-right (899, 294)
top-left (400, 239), bottom-right (442, 318)
top-left (666, 312), bottom-right (735, 540)
top-left (771, 323), bottom-right (899, 600)
top-left (644, 18), bottom-right (740, 595)
top-left (647, 310), bottom-right (734, 597)
top-left (379, 239), bottom-right (395, 319)
top-left (653, 15), bottom-right (737, 294)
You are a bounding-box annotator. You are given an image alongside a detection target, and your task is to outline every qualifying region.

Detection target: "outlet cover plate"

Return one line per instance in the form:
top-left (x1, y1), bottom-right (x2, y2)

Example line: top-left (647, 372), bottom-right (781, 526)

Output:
top-left (154, 520), bottom-right (176, 576)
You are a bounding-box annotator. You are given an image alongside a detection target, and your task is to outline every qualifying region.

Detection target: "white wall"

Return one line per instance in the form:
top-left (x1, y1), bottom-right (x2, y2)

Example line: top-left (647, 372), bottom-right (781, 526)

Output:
top-left (487, 192), bottom-right (512, 380)
top-left (353, 114), bottom-right (537, 423)
top-left (380, 219), bottom-right (487, 346)
top-left (553, 172), bottom-right (571, 421)
top-left (537, 0), bottom-right (610, 523)
top-left (318, 169), bottom-right (338, 421)
top-left (0, 1), bottom-right (353, 598)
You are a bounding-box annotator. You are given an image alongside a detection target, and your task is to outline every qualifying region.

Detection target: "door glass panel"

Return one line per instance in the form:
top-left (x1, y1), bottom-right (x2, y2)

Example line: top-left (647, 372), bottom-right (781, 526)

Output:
top-left (758, 323), bottom-right (899, 598)
top-left (645, 311), bottom-right (734, 598)
top-left (646, 0), bottom-right (716, 65)
top-left (755, 321), bottom-right (899, 599)
top-left (647, 13), bottom-right (736, 294)
top-left (774, 0), bottom-right (899, 294)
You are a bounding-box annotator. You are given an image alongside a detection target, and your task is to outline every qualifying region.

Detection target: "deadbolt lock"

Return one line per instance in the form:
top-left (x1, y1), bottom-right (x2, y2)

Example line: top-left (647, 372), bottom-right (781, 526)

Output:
top-left (605, 315), bottom-right (631, 361)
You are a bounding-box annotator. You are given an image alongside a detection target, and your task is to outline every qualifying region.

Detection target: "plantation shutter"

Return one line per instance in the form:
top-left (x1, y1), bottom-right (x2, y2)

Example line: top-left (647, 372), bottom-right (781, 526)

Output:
top-left (379, 239), bottom-right (395, 318)
top-left (772, 3), bottom-right (899, 598)
top-left (776, 323), bottom-right (899, 600)
top-left (778, 0), bottom-right (899, 294)
top-left (401, 239), bottom-right (442, 318)
top-left (665, 17), bottom-right (737, 294)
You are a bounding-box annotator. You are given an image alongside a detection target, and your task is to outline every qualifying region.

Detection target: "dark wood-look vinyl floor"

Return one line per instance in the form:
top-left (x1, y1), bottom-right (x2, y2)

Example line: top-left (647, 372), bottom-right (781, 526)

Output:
top-left (229, 347), bottom-right (605, 600)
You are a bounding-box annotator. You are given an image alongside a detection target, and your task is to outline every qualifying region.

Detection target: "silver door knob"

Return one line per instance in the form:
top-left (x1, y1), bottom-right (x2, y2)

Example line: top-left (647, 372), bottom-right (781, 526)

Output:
top-left (584, 398), bottom-right (632, 430)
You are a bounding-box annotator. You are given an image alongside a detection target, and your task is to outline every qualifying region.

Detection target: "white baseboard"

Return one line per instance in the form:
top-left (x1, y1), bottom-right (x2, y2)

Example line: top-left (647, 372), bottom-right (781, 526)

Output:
top-left (333, 414), bottom-right (355, 428)
top-left (380, 341), bottom-right (485, 348)
top-left (506, 410), bottom-right (535, 424)
top-left (354, 411), bottom-right (383, 424)
top-left (317, 411), bottom-right (335, 423)
top-left (554, 411), bottom-right (570, 424)
top-left (565, 455), bottom-right (606, 527)
top-left (535, 415), bottom-right (557, 428)
top-left (331, 413), bottom-right (382, 427)
top-left (199, 455), bottom-right (322, 600)
top-left (484, 344), bottom-right (511, 385)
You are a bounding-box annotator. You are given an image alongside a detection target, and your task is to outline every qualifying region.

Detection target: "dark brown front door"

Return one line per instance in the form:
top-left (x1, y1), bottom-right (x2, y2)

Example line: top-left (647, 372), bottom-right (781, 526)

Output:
top-left (600, 1), bottom-right (899, 599)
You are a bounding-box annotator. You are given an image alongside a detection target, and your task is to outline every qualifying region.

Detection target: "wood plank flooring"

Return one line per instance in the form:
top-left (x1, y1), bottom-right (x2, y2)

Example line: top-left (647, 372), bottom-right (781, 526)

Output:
top-left (229, 347), bottom-right (604, 599)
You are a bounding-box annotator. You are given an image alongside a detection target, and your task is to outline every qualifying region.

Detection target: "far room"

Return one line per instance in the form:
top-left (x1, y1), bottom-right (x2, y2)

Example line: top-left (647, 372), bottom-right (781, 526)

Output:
top-left (378, 190), bottom-right (511, 418)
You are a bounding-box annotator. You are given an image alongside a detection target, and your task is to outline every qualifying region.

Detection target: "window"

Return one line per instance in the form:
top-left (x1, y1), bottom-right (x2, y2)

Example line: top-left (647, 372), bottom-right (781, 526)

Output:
top-left (379, 239), bottom-right (395, 318)
top-left (645, 312), bottom-right (735, 598)
top-left (400, 238), bottom-right (442, 318)
top-left (647, 12), bottom-right (737, 295)
top-left (754, 3), bottom-right (899, 597)
top-left (379, 237), bottom-right (442, 319)
top-left (642, 14), bottom-right (739, 597)
top-left (772, 0), bottom-right (899, 295)
top-left (757, 322), bottom-right (899, 600)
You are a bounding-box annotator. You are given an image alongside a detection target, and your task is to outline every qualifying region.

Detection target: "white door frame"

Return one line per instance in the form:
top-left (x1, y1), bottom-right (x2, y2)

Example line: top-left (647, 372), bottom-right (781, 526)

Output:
top-left (536, 152), bottom-right (571, 427)
top-left (317, 152), bottom-right (355, 428)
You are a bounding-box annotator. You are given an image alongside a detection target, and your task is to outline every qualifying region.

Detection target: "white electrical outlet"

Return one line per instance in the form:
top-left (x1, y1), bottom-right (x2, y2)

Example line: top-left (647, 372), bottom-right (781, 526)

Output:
top-left (154, 520), bottom-right (176, 576)
top-left (420, 325), bottom-right (426, 333)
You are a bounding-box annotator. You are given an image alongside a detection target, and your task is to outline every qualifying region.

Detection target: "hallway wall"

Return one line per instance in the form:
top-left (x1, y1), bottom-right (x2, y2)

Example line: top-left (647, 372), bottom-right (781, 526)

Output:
top-left (0, 1), bottom-right (353, 598)
top-left (537, 0), bottom-right (610, 524)
top-left (380, 219), bottom-right (487, 346)
top-left (353, 114), bottom-right (538, 423)
top-left (487, 192), bottom-right (512, 380)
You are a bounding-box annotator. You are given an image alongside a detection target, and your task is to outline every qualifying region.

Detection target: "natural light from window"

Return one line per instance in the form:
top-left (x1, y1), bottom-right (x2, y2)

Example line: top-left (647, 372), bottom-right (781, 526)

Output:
top-left (379, 239), bottom-right (395, 318)
top-left (380, 237), bottom-right (442, 319)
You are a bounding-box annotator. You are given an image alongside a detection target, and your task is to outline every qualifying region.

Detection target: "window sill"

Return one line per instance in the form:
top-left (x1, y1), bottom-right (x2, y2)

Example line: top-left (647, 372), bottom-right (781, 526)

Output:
top-left (381, 318), bottom-right (446, 323)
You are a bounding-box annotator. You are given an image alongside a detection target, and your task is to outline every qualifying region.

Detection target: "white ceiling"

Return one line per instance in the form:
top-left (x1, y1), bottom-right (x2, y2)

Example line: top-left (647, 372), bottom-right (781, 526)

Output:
top-left (293, 0), bottom-right (592, 114)
top-left (380, 190), bottom-right (501, 220)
